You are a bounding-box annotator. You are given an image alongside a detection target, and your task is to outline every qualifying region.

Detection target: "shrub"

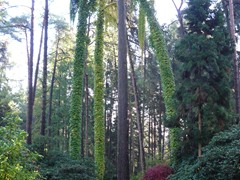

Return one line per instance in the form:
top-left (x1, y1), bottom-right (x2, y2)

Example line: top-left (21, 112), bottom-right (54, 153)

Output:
top-left (170, 125), bottom-right (240, 180)
top-left (0, 114), bottom-right (40, 179)
top-left (39, 150), bottom-right (96, 180)
top-left (143, 165), bottom-right (173, 180)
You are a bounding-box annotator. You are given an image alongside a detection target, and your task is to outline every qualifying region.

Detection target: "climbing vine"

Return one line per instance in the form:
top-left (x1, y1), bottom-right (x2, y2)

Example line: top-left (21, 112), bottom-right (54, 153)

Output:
top-left (69, 0), bottom-right (89, 159)
top-left (137, 0), bottom-right (179, 163)
top-left (137, 0), bottom-right (175, 124)
top-left (93, 0), bottom-right (105, 179)
top-left (138, 5), bottom-right (145, 53)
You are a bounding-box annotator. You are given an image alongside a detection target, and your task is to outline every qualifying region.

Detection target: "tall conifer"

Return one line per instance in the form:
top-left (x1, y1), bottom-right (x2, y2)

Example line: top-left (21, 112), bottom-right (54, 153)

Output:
top-left (174, 0), bottom-right (232, 160)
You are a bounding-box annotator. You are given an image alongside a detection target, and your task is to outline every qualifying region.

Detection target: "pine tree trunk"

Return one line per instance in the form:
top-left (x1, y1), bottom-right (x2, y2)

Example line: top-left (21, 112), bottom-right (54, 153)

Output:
top-left (26, 0), bottom-right (34, 145)
top-left (198, 110), bottom-right (202, 157)
top-left (40, 0), bottom-right (48, 139)
top-left (33, 19), bottom-right (44, 105)
top-left (48, 37), bottom-right (60, 137)
top-left (117, 0), bottom-right (129, 179)
top-left (153, 114), bottom-right (157, 157)
top-left (162, 122), bottom-right (166, 159)
top-left (229, 0), bottom-right (240, 120)
top-left (127, 37), bottom-right (145, 172)
top-left (158, 113), bottom-right (162, 160)
top-left (148, 113), bottom-right (151, 155)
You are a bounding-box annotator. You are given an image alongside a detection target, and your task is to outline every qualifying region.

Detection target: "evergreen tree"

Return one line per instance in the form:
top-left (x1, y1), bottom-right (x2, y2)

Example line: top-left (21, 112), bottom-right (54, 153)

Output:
top-left (174, 0), bottom-right (233, 160)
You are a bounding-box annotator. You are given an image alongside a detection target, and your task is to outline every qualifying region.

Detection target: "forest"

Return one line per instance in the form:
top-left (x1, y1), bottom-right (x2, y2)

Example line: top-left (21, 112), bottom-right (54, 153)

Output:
top-left (0, 0), bottom-right (240, 179)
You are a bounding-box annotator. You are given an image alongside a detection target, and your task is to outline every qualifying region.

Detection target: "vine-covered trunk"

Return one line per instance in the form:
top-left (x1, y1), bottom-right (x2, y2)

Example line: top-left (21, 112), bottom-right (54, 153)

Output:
top-left (137, 0), bottom-right (178, 162)
top-left (93, 0), bottom-right (105, 178)
top-left (69, 0), bottom-right (89, 159)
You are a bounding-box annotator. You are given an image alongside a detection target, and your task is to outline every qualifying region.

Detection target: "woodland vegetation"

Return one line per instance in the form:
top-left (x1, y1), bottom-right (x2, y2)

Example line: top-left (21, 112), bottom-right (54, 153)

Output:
top-left (0, 0), bottom-right (240, 179)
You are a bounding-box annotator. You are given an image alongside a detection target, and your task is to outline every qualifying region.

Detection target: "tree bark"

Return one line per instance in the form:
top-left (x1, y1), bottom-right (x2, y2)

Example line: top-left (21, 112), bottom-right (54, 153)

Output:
top-left (198, 110), bottom-right (202, 157)
top-left (40, 0), bottom-right (48, 139)
top-left (48, 37), bottom-right (60, 137)
top-left (229, 0), bottom-right (240, 121)
top-left (117, 0), bottom-right (129, 179)
top-left (26, 0), bottom-right (34, 145)
top-left (33, 19), bottom-right (44, 105)
top-left (127, 38), bottom-right (145, 172)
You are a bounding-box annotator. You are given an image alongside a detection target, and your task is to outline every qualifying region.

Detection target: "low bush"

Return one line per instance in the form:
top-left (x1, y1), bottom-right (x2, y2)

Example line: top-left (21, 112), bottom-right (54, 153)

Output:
top-left (143, 165), bottom-right (173, 180)
top-left (170, 125), bottom-right (240, 180)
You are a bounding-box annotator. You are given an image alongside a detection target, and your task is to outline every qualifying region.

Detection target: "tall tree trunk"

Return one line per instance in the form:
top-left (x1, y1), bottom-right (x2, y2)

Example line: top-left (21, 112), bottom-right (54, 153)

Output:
top-left (127, 38), bottom-right (145, 172)
top-left (33, 19), bottom-right (44, 105)
top-left (129, 108), bottom-right (134, 174)
top-left (198, 110), bottom-right (202, 157)
top-left (117, 0), bottom-right (129, 179)
top-left (48, 37), bottom-right (60, 137)
top-left (158, 113), bottom-right (162, 160)
top-left (26, 0), bottom-right (34, 145)
top-left (229, 0), bottom-right (240, 121)
top-left (153, 113), bottom-right (157, 157)
top-left (40, 0), bottom-right (49, 139)
top-left (162, 122), bottom-right (166, 159)
top-left (93, 0), bottom-right (106, 178)
top-left (148, 113), bottom-right (151, 156)
top-left (137, 0), bottom-right (178, 163)
top-left (84, 73), bottom-right (89, 156)
top-left (69, 0), bottom-right (88, 159)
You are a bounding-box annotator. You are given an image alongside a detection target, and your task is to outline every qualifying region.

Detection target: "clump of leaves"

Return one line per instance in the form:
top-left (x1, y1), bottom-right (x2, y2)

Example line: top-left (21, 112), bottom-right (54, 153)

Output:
top-left (0, 113), bottom-right (40, 179)
top-left (143, 165), bottom-right (173, 180)
top-left (170, 125), bottom-right (240, 180)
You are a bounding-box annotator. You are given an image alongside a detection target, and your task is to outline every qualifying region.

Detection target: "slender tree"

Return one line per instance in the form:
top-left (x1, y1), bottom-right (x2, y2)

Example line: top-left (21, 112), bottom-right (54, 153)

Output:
top-left (26, 0), bottom-right (34, 145)
top-left (229, 0), bottom-right (240, 121)
top-left (40, 0), bottom-right (49, 141)
top-left (127, 38), bottom-right (145, 172)
top-left (69, 0), bottom-right (89, 158)
top-left (48, 37), bottom-right (60, 137)
top-left (117, 0), bottom-right (129, 179)
top-left (94, 0), bottom-right (106, 179)
top-left (33, 19), bottom-right (44, 105)
top-left (137, 0), bottom-right (178, 162)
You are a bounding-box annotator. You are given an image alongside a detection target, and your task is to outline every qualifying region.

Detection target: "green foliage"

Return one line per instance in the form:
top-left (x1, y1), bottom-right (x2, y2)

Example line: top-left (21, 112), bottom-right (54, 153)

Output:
top-left (174, 0), bottom-right (233, 161)
top-left (170, 125), bottom-right (240, 180)
top-left (93, 0), bottom-right (105, 179)
top-left (39, 151), bottom-right (95, 180)
top-left (69, 0), bottom-right (89, 159)
top-left (138, 5), bottom-right (145, 53)
top-left (0, 114), bottom-right (40, 180)
top-left (137, 0), bottom-right (178, 163)
top-left (130, 172), bottom-right (144, 180)
top-left (137, 0), bottom-right (175, 125)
